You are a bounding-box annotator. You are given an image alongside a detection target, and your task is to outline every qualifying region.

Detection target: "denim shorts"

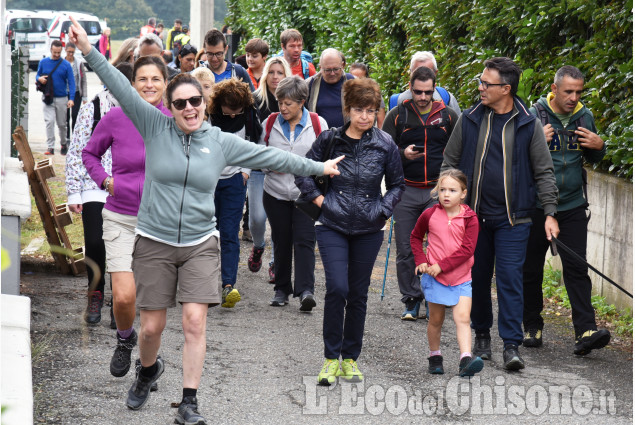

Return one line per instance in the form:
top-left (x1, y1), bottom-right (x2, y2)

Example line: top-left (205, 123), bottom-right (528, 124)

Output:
top-left (421, 274), bottom-right (472, 306)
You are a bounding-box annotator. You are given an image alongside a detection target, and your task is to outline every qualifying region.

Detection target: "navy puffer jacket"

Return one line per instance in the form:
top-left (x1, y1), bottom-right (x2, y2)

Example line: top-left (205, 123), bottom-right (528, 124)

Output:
top-left (295, 124), bottom-right (405, 235)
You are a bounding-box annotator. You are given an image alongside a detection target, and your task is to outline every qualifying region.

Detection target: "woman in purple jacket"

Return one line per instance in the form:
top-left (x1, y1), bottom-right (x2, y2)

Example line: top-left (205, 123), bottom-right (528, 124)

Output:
top-left (83, 55), bottom-right (171, 382)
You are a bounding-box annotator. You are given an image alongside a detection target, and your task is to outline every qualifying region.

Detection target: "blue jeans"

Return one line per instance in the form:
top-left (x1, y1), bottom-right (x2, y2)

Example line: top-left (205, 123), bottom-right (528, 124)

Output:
top-left (247, 171), bottom-right (274, 263)
top-left (214, 173), bottom-right (247, 287)
top-left (316, 226), bottom-right (384, 360)
top-left (470, 218), bottom-right (531, 346)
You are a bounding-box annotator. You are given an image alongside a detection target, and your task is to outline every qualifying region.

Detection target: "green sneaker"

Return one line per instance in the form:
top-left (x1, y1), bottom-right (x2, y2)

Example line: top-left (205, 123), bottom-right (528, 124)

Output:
top-left (317, 359), bottom-right (340, 386)
top-left (337, 359), bottom-right (363, 382)
top-left (221, 286), bottom-right (241, 308)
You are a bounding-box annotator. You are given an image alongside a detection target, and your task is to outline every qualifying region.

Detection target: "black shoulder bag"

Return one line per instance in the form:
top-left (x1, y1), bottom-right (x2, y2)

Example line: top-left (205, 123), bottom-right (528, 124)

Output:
top-left (294, 129), bottom-right (338, 221)
top-left (36, 59), bottom-right (63, 105)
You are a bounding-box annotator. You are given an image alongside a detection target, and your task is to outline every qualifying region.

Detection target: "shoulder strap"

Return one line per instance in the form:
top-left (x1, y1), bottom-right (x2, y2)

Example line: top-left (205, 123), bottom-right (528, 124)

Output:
top-left (91, 97), bottom-right (101, 135)
top-left (389, 93), bottom-right (399, 111)
top-left (533, 102), bottom-right (549, 126)
top-left (436, 86), bottom-right (450, 105)
top-left (264, 113), bottom-right (279, 146)
top-left (49, 58), bottom-right (63, 76)
top-left (309, 112), bottom-right (321, 137)
top-left (396, 102), bottom-right (408, 143)
top-left (322, 128), bottom-right (338, 162)
top-left (301, 58), bottom-right (309, 79)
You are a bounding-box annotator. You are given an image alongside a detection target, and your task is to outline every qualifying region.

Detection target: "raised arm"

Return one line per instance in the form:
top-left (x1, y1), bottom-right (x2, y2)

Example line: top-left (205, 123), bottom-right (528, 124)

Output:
top-left (68, 16), bottom-right (166, 141)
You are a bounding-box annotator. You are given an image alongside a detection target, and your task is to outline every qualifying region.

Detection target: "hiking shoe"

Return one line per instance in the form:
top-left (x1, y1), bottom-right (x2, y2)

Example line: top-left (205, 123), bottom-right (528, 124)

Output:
top-left (268, 263), bottom-right (275, 283)
top-left (242, 229), bottom-right (253, 242)
top-left (248, 246), bottom-right (264, 272)
top-left (270, 290), bottom-right (289, 306)
top-left (221, 286), bottom-right (241, 308)
top-left (574, 329), bottom-right (611, 356)
top-left (427, 355), bottom-right (444, 374)
top-left (175, 396), bottom-right (206, 425)
top-left (44, 148), bottom-right (54, 155)
top-left (401, 298), bottom-right (420, 321)
top-left (126, 356), bottom-right (164, 410)
top-left (473, 332), bottom-right (492, 360)
top-left (317, 359), bottom-right (340, 386)
top-left (459, 355), bottom-right (484, 377)
top-left (134, 358), bottom-right (159, 392)
top-left (110, 329), bottom-right (137, 377)
top-left (523, 328), bottom-right (543, 348)
top-left (299, 292), bottom-right (316, 312)
top-left (110, 305), bottom-right (117, 329)
top-left (503, 344), bottom-right (525, 371)
top-left (60, 144), bottom-right (68, 155)
top-left (337, 359), bottom-right (363, 382)
top-left (84, 290), bottom-right (103, 325)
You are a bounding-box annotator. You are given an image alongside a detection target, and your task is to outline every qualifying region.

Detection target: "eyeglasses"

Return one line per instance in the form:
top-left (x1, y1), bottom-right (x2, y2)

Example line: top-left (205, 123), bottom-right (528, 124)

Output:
top-left (477, 78), bottom-right (507, 89)
top-left (172, 96), bottom-right (203, 110)
top-left (323, 67), bottom-right (342, 74)
top-left (222, 108), bottom-right (244, 116)
top-left (351, 107), bottom-right (378, 116)
top-left (412, 89), bottom-right (434, 96)
top-left (206, 51), bottom-right (225, 59)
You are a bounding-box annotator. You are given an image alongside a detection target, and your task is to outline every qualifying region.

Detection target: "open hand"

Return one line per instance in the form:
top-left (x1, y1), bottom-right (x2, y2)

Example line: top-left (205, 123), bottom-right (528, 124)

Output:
top-left (323, 155), bottom-right (344, 176)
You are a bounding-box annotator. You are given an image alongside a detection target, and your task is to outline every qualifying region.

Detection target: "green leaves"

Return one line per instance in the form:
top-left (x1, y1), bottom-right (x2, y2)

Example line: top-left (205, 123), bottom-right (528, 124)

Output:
top-left (228, 0), bottom-right (632, 179)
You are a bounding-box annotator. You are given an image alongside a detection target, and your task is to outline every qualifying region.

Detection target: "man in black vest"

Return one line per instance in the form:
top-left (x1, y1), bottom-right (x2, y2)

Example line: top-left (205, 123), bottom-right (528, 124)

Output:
top-left (382, 66), bottom-right (458, 321)
top-left (442, 57), bottom-right (559, 370)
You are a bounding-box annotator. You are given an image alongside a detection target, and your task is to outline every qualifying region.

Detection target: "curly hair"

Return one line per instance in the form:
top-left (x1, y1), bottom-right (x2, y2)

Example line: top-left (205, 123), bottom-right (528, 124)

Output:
top-left (207, 78), bottom-right (253, 115)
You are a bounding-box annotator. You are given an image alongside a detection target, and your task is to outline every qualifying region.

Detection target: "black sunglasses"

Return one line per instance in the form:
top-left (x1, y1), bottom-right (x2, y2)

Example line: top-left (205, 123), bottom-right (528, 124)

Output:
top-left (412, 89), bottom-right (435, 96)
top-left (172, 96), bottom-right (203, 110)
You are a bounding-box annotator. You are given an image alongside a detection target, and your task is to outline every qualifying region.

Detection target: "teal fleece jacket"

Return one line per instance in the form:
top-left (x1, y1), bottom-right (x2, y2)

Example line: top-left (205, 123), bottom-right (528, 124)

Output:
top-left (530, 95), bottom-right (605, 211)
top-left (84, 48), bottom-right (324, 244)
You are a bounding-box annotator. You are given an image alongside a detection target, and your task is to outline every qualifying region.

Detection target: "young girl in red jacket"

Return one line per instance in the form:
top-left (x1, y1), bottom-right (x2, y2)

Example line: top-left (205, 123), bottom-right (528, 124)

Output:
top-left (410, 169), bottom-right (483, 377)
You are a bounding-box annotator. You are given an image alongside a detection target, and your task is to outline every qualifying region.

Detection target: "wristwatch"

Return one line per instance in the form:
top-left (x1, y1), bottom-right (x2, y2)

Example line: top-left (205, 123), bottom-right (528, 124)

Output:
top-left (546, 212), bottom-right (556, 217)
top-left (103, 176), bottom-right (111, 190)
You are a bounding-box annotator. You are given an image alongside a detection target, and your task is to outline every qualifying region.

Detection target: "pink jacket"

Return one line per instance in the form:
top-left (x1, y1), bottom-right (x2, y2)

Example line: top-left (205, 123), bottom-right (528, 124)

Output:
top-left (410, 204), bottom-right (479, 286)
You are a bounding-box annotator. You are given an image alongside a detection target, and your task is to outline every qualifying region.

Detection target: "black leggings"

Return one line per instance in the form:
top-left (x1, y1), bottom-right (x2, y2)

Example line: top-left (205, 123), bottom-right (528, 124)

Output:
top-left (82, 202), bottom-right (106, 293)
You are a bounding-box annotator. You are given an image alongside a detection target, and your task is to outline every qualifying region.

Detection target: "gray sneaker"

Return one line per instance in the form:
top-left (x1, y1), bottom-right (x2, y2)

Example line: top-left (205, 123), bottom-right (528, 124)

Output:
top-left (126, 356), bottom-right (164, 410)
top-left (270, 290), bottom-right (289, 306)
top-left (175, 396), bottom-right (206, 425)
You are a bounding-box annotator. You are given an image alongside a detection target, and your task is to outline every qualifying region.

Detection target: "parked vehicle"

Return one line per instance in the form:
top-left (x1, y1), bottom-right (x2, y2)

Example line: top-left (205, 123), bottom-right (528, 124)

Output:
top-left (47, 11), bottom-right (102, 62)
top-left (5, 9), bottom-right (54, 69)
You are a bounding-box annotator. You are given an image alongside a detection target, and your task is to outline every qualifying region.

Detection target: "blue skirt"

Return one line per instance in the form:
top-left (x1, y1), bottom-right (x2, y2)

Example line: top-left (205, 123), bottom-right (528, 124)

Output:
top-left (420, 274), bottom-right (472, 306)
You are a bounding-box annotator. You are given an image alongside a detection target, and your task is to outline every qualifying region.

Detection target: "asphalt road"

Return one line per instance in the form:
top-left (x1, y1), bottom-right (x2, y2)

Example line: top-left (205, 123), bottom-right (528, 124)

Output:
top-left (22, 67), bottom-right (633, 424)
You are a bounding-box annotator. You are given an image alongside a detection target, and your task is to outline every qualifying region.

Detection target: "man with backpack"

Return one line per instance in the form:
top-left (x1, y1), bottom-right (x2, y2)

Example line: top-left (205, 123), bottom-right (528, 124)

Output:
top-left (36, 40), bottom-right (75, 155)
top-left (204, 29), bottom-right (254, 90)
top-left (389, 51), bottom-right (461, 115)
top-left (382, 66), bottom-right (458, 321)
top-left (522, 65), bottom-right (610, 356)
top-left (279, 29), bottom-right (316, 79)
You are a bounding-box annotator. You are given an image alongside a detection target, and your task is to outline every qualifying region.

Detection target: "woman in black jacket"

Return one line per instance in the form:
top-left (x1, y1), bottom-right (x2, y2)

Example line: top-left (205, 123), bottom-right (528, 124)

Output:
top-left (296, 78), bottom-right (404, 385)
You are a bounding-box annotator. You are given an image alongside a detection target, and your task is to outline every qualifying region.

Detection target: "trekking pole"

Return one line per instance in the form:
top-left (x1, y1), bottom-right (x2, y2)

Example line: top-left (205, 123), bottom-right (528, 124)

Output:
top-left (381, 217), bottom-right (394, 301)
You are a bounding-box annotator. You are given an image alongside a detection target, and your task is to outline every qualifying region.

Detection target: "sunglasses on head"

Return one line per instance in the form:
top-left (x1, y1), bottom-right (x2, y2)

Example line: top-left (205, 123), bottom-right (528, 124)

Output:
top-left (172, 96), bottom-right (203, 110)
top-left (412, 89), bottom-right (435, 96)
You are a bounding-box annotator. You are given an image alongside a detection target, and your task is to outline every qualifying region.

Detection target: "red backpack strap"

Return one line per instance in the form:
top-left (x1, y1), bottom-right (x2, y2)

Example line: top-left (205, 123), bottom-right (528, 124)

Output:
top-left (309, 112), bottom-right (321, 138)
top-left (264, 113), bottom-right (279, 146)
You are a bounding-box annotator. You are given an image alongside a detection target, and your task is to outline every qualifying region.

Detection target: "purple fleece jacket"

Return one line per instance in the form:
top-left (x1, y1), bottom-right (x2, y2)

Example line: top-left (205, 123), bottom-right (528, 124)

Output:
top-left (83, 101), bottom-right (172, 216)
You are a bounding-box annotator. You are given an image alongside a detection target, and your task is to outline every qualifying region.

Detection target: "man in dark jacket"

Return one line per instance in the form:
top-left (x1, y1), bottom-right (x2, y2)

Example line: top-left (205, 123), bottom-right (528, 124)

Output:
top-left (442, 57), bottom-right (559, 371)
top-left (522, 65), bottom-right (610, 355)
top-left (204, 29), bottom-right (254, 91)
top-left (382, 66), bottom-right (458, 321)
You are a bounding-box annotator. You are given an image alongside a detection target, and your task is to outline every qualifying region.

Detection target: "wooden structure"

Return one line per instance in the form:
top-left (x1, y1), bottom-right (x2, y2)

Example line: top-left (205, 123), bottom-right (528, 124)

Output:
top-left (12, 126), bottom-right (85, 275)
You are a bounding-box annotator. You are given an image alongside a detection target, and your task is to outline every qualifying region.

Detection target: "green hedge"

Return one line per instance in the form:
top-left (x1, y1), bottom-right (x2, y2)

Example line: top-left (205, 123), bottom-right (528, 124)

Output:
top-left (227, 0), bottom-right (633, 179)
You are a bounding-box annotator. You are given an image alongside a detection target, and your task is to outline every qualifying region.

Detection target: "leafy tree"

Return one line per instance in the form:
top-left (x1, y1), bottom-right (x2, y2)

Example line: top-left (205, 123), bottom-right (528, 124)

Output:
top-left (227, 0), bottom-right (632, 179)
